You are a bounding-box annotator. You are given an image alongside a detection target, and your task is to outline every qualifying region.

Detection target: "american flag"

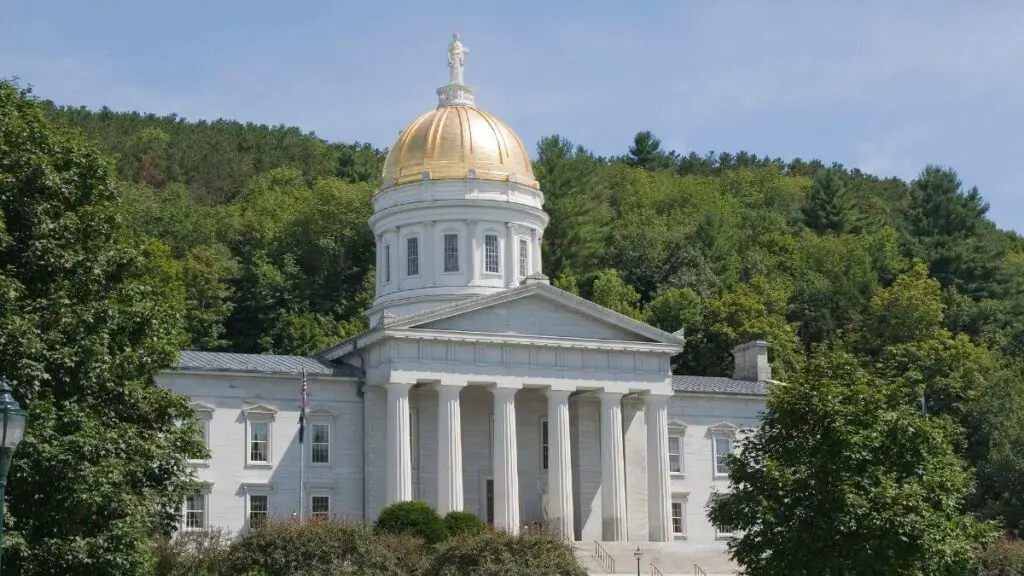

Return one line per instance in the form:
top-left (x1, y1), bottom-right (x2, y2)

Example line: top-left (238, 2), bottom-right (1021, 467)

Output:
top-left (299, 369), bottom-right (308, 444)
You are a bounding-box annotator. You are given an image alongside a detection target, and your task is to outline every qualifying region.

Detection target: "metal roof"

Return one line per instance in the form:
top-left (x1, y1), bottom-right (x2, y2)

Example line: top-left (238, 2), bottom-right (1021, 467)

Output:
top-left (175, 351), bottom-right (361, 378)
top-left (671, 375), bottom-right (769, 396)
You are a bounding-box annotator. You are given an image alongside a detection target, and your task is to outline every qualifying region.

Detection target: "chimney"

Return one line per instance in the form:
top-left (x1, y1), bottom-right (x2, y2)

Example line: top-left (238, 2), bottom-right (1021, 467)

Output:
top-left (731, 340), bottom-right (771, 382)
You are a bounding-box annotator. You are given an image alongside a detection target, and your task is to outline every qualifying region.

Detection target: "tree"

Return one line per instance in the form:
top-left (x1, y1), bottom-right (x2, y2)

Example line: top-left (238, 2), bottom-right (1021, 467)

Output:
top-left (587, 269), bottom-right (642, 320)
top-left (0, 81), bottom-right (205, 575)
top-left (709, 348), bottom-right (997, 576)
top-left (802, 168), bottom-right (852, 234)
top-left (623, 131), bottom-right (677, 171)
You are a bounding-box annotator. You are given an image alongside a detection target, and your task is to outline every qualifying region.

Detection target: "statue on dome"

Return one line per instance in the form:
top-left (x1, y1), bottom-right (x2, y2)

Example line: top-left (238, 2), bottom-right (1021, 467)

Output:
top-left (448, 32), bottom-right (469, 84)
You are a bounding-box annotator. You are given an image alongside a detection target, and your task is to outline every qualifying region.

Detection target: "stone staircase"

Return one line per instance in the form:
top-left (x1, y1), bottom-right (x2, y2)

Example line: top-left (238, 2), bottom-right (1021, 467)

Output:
top-left (573, 541), bottom-right (738, 575)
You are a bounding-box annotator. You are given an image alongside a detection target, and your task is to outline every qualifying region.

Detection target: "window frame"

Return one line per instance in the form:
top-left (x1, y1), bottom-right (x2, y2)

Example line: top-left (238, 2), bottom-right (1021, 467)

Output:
top-left (518, 238), bottom-right (529, 278)
top-left (188, 402), bottom-right (215, 466)
top-left (243, 403), bottom-right (277, 468)
top-left (670, 493), bottom-right (688, 539)
top-left (484, 233), bottom-right (500, 274)
top-left (182, 484), bottom-right (212, 532)
top-left (711, 493), bottom-right (737, 539)
top-left (406, 236), bottom-right (419, 277)
top-left (709, 422), bottom-right (739, 479)
top-left (668, 421), bottom-right (686, 476)
top-left (310, 494), bottom-right (331, 521)
top-left (242, 483), bottom-right (273, 533)
top-left (310, 422), bottom-right (330, 466)
top-left (442, 233), bottom-right (460, 273)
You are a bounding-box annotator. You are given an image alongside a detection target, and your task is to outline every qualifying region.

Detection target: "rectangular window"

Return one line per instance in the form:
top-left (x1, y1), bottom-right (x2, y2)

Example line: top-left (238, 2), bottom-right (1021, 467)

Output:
top-left (406, 237), bottom-right (419, 276)
top-left (311, 423), bottom-right (330, 464)
top-left (484, 234), bottom-right (500, 273)
top-left (249, 494), bottom-right (269, 529)
top-left (668, 435), bottom-right (683, 474)
top-left (541, 419), bottom-right (549, 471)
top-left (443, 234), bottom-right (459, 272)
top-left (250, 421), bottom-right (269, 463)
top-left (518, 238), bottom-right (529, 278)
top-left (384, 244), bottom-right (391, 284)
top-left (184, 493), bottom-right (206, 531)
top-left (311, 495), bottom-right (330, 521)
top-left (671, 499), bottom-right (685, 536)
top-left (714, 437), bottom-right (733, 476)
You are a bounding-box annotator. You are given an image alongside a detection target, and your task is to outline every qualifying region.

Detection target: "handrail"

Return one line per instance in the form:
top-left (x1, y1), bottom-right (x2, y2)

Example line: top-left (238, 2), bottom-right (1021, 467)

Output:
top-left (693, 562), bottom-right (708, 576)
top-left (650, 560), bottom-right (665, 576)
top-left (593, 541), bottom-right (615, 573)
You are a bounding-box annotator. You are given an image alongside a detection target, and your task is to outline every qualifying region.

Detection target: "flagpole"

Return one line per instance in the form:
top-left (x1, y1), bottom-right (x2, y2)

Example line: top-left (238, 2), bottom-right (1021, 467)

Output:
top-left (299, 368), bottom-right (307, 523)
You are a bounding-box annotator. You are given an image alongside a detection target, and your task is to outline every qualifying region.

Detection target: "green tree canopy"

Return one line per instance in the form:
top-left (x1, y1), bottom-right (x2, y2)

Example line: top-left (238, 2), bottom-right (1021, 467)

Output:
top-left (0, 81), bottom-right (206, 574)
top-left (709, 348), bottom-right (997, 576)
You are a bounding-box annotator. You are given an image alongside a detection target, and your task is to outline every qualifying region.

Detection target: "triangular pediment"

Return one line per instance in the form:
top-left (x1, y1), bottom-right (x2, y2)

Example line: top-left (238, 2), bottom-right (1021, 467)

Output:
top-left (393, 282), bottom-right (686, 346)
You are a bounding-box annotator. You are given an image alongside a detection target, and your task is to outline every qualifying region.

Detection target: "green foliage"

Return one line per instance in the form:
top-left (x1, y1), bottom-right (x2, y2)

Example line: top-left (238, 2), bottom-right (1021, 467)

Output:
top-left (426, 527), bottom-right (587, 576)
top-left (375, 501), bottom-right (448, 545)
top-left (709, 348), bottom-right (998, 576)
top-left (224, 519), bottom-right (403, 575)
top-left (153, 528), bottom-right (231, 576)
top-left (588, 268), bottom-right (642, 319)
top-left (443, 511), bottom-right (487, 538)
top-left (802, 167), bottom-right (852, 234)
top-left (0, 80), bottom-right (205, 574)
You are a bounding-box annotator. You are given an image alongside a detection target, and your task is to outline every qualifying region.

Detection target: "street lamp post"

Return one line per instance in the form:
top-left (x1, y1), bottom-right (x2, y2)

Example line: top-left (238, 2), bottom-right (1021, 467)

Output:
top-left (633, 546), bottom-right (642, 576)
top-left (0, 379), bottom-right (28, 576)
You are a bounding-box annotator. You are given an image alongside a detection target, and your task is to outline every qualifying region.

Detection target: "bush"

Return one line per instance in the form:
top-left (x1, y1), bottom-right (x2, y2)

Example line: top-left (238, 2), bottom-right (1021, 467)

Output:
top-left (375, 501), bottom-right (447, 544)
top-left (153, 528), bottom-right (231, 575)
top-left (443, 511), bottom-right (487, 538)
top-left (226, 518), bottom-right (403, 575)
top-left (426, 526), bottom-right (587, 576)
top-left (378, 532), bottom-right (431, 574)
top-left (975, 537), bottom-right (1024, 575)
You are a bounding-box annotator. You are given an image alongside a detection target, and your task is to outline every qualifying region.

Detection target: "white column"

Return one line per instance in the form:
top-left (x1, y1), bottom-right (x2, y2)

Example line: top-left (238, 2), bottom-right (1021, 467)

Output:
top-left (601, 391), bottom-right (628, 541)
top-left (492, 385), bottom-right (521, 533)
top-left (436, 383), bottom-right (464, 514)
top-left (386, 382), bottom-right (414, 504)
top-left (645, 394), bottom-right (671, 541)
top-left (395, 225), bottom-right (404, 291)
top-left (546, 389), bottom-right (574, 541)
top-left (467, 220), bottom-right (479, 285)
top-left (505, 222), bottom-right (516, 287)
top-left (531, 228), bottom-right (542, 275)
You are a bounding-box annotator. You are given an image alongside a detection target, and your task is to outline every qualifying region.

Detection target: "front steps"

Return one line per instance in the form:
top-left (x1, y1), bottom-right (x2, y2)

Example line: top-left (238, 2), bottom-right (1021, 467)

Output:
top-left (573, 541), bottom-right (738, 575)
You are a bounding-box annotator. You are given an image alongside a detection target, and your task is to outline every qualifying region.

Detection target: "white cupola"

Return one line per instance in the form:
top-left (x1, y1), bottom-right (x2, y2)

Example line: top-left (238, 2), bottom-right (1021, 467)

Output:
top-left (365, 33), bottom-right (549, 325)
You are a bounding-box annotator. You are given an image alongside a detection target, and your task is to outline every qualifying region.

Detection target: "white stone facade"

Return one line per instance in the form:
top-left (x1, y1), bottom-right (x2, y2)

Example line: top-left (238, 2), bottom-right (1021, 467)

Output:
top-left (153, 36), bottom-right (772, 569)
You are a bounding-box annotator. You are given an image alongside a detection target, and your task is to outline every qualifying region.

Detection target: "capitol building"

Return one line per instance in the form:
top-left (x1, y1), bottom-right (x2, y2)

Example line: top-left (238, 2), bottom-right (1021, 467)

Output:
top-left (157, 34), bottom-right (769, 572)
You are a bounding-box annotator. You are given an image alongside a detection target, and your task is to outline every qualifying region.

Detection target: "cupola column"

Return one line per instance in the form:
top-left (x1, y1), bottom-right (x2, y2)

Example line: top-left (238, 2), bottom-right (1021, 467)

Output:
top-left (424, 221), bottom-right (435, 287)
top-left (467, 221), bottom-right (479, 285)
top-left (505, 222), bottom-right (516, 286)
top-left (531, 228), bottom-right (542, 276)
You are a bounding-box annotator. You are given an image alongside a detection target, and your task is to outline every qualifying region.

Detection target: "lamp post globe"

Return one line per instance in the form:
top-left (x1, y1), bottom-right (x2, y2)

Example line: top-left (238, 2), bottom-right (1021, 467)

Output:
top-left (0, 378), bottom-right (27, 576)
top-left (633, 546), bottom-right (642, 576)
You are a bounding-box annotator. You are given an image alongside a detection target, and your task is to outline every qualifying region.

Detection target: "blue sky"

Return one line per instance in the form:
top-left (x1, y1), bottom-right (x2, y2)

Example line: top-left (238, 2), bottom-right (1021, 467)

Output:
top-left (3, 0), bottom-right (1023, 232)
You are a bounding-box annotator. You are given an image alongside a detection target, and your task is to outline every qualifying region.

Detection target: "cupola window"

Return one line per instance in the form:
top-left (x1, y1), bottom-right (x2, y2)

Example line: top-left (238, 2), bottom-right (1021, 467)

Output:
top-left (384, 244), bottom-right (391, 284)
top-left (406, 237), bottom-right (419, 276)
top-left (443, 234), bottom-right (459, 272)
top-left (518, 238), bottom-right (529, 278)
top-left (485, 234), bottom-right (500, 273)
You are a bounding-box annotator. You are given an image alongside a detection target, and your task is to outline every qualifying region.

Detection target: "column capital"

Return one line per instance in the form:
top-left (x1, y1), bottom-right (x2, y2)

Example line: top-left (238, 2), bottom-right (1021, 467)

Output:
top-left (543, 388), bottom-right (574, 400)
top-left (643, 392), bottom-right (671, 408)
top-left (506, 221), bottom-right (515, 229)
top-left (600, 390), bottom-right (625, 402)
top-left (385, 381), bottom-right (415, 394)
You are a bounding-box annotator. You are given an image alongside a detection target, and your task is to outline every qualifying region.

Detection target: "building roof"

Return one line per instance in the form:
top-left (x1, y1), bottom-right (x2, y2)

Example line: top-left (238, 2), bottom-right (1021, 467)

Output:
top-left (671, 375), bottom-right (769, 397)
top-left (175, 351), bottom-right (361, 378)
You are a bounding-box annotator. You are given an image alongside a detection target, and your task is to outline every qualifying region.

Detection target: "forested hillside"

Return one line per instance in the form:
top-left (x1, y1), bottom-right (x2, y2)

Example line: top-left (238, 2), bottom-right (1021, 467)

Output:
top-left (41, 101), bottom-right (1024, 540)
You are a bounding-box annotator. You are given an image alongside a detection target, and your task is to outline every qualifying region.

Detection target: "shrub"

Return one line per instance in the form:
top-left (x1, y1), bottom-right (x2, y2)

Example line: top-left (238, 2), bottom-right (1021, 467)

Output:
top-left (375, 501), bottom-right (447, 544)
top-left (226, 518), bottom-right (402, 575)
top-left (153, 528), bottom-right (231, 576)
top-left (443, 511), bottom-right (487, 538)
top-left (426, 526), bottom-right (587, 576)
top-left (975, 537), bottom-right (1024, 575)
top-left (379, 532), bottom-right (431, 575)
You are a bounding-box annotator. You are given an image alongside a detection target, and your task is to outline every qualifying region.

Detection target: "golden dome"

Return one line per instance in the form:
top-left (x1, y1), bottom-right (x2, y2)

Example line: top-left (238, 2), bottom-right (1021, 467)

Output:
top-left (381, 104), bottom-right (538, 190)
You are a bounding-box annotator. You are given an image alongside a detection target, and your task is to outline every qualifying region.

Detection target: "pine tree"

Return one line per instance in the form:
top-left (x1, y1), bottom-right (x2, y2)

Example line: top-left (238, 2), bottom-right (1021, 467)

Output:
top-left (802, 168), bottom-right (851, 234)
